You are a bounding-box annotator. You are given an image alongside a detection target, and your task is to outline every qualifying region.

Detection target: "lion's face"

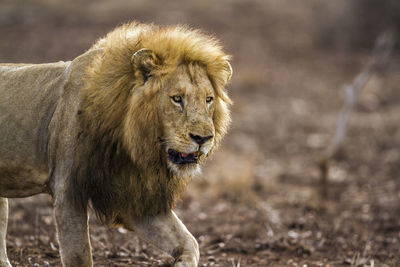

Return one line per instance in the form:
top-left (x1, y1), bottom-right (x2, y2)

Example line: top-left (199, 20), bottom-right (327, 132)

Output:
top-left (124, 48), bottom-right (231, 179)
top-left (158, 64), bottom-right (216, 176)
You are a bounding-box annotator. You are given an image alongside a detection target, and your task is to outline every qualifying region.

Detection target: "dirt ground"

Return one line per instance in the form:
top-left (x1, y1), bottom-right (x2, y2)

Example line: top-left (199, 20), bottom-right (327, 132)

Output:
top-left (1, 0), bottom-right (400, 266)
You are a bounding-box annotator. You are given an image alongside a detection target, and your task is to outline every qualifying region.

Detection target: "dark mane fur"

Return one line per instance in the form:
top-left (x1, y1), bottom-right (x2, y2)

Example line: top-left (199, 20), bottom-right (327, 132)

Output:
top-left (69, 22), bottom-right (231, 224)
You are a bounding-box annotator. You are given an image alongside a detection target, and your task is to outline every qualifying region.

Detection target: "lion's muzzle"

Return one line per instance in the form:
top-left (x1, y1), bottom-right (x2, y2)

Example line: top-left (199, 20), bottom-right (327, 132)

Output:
top-left (189, 133), bottom-right (213, 145)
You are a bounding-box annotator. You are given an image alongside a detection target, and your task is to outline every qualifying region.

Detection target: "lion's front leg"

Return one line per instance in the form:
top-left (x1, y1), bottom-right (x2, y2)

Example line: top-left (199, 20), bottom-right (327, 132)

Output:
top-left (0, 198), bottom-right (11, 267)
top-left (130, 210), bottom-right (199, 267)
top-left (53, 193), bottom-right (93, 267)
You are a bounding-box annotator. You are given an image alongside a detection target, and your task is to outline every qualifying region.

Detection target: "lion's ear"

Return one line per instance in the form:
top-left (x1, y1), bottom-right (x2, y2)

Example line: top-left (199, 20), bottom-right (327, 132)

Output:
top-left (131, 48), bottom-right (160, 83)
top-left (225, 61), bottom-right (233, 82)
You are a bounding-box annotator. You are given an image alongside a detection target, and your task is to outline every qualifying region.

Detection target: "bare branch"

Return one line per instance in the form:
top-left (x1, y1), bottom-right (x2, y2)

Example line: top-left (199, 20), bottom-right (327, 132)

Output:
top-left (318, 31), bottom-right (396, 197)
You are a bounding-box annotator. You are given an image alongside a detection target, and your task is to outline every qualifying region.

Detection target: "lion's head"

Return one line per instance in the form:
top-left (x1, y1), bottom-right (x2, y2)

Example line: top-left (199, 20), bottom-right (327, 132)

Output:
top-left (85, 22), bottom-right (232, 177)
top-left (125, 49), bottom-right (231, 177)
top-left (75, 22), bottom-right (232, 221)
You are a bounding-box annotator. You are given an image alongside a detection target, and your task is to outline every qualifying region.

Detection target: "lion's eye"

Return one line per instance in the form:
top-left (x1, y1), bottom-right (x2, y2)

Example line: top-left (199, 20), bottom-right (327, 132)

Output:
top-left (171, 95), bottom-right (182, 103)
top-left (206, 96), bottom-right (213, 103)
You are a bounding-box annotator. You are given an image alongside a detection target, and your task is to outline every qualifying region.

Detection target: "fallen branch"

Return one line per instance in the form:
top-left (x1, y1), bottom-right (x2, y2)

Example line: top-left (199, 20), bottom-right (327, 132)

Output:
top-left (318, 31), bottom-right (396, 198)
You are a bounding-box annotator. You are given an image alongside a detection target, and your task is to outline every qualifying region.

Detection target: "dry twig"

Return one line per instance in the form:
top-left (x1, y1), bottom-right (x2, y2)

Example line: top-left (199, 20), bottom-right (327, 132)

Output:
top-left (318, 31), bottom-right (396, 197)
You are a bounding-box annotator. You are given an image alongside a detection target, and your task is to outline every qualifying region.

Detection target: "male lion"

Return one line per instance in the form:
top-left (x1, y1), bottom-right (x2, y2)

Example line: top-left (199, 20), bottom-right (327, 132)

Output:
top-left (0, 22), bottom-right (232, 267)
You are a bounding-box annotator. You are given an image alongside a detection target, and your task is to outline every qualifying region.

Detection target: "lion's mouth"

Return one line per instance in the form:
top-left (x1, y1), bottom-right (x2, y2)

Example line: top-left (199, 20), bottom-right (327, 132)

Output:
top-left (168, 149), bottom-right (200, 165)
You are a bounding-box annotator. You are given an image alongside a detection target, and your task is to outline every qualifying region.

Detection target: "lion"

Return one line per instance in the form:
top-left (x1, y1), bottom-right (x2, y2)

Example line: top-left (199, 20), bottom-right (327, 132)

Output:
top-left (0, 22), bottom-right (232, 267)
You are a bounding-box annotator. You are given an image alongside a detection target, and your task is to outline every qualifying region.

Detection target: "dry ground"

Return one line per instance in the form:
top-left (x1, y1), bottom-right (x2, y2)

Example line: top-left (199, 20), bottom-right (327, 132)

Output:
top-left (1, 0), bottom-right (399, 266)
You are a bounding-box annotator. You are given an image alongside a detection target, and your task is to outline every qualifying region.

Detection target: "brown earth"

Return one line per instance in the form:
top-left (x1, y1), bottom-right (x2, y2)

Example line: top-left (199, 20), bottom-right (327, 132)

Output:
top-left (1, 0), bottom-right (399, 266)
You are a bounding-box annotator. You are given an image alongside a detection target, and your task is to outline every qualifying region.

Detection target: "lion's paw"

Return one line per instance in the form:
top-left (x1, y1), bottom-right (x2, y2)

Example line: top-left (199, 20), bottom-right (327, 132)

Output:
top-left (174, 261), bottom-right (197, 267)
top-left (0, 259), bottom-right (12, 267)
top-left (174, 256), bottom-right (198, 267)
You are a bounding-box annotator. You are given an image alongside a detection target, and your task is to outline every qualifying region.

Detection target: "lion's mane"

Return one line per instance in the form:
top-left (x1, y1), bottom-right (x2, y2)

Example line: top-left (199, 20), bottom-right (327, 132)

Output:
top-left (71, 22), bottom-right (232, 224)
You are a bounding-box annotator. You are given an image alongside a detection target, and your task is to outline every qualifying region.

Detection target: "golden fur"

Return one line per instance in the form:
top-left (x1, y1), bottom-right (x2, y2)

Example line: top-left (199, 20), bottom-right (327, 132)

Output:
top-left (72, 22), bottom-right (232, 224)
top-left (0, 22), bottom-right (231, 266)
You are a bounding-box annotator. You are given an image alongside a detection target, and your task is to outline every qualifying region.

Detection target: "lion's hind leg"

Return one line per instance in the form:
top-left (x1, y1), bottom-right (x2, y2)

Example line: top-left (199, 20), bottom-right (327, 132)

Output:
top-left (0, 198), bottom-right (11, 267)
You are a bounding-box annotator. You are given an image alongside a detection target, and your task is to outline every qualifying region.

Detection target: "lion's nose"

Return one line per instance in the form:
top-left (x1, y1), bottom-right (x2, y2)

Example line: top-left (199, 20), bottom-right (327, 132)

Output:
top-left (189, 133), bottom-right (213, 145)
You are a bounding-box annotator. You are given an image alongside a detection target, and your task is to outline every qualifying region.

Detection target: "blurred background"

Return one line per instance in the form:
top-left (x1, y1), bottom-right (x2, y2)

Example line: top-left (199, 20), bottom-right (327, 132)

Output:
top-left (1, 0), bottom-right (400, 266)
